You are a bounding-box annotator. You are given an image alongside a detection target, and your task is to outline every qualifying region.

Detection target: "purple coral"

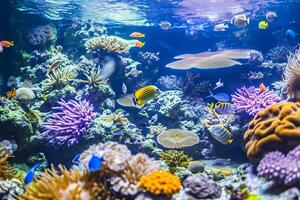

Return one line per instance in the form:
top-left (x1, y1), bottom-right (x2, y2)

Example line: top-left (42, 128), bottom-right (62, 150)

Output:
top-left (40, 99), bottom-right (95, 146)
top-left (232, 86), bottom-right (280, 116)
top-left (257, 144), bottom-right (300, 186)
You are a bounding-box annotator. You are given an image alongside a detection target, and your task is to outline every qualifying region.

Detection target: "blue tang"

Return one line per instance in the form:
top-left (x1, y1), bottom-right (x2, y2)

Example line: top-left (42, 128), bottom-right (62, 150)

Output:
top-left (88, 154), bottom-right (103, 172)
top-left (286, 29), bottom-right (296, 40)
top-left (206, 90), bottom-right (230, 102)
top-left (24, 162), bottom-right (42, 185)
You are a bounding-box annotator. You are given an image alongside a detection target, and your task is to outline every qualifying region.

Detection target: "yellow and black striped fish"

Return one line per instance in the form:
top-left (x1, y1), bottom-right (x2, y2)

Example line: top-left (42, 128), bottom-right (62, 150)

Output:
top-left (207, 125), bottom-right (233, 145)
top-left (210, 102), bottom-right (235, 115)
top-left (133, 85), bottom-right (160, 106)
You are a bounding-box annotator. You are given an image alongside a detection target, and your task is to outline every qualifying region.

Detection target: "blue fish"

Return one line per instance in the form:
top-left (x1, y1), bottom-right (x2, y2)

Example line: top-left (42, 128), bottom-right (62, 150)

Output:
top-left (88, 154), bottom-right (103, 172)
top-left (24, 163), bottom-right (42, 185)
top-left (286, 29), bottom-right (296, 40)
top-left (206, 90), bottom-right (230, 102)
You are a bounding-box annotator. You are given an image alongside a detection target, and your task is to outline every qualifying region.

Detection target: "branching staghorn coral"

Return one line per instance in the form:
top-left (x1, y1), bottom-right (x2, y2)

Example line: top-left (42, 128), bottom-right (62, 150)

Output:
top-left (283, 48), bottom-right (300, 99)
top-left (18, 165), bottom-right (124, 200)
top-left (43, 66), bottom-right (77, 91)
top-left (85, 35), bottom-right (131, 53)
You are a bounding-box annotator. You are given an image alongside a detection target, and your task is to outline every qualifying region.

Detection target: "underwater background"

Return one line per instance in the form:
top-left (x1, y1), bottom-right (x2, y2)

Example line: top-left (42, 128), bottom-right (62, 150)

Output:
top-left (1, 0), bottom-right (300, 199)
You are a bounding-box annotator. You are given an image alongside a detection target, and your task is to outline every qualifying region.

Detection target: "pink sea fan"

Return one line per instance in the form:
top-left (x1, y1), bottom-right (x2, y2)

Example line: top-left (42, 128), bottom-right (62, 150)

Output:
top-left (232, 86), bottom-right (280, 116)
top-left (40, 99), bottom-right (95, 146)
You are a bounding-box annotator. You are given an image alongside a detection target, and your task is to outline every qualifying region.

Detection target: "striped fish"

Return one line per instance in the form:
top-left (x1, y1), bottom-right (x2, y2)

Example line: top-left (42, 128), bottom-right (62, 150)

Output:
top-left (214, 102), bottom-right (235, 115)
top-left (208, 125), bottom-right (233, 145)
top-left (133, 85), bottom-right (160, 106)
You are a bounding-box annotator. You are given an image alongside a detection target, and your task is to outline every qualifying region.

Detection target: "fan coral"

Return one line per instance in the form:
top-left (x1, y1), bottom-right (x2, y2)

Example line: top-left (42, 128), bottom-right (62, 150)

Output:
top-left (110, 153), bottom-right (160, 196)
top-left (159, 150), bottom-right (192, 172)
top-left (40, 99), bottom-right (95, 146)
top-left (138, 170), bottom-right (182, 197)
top-left (157, 129), bottom-right (199, 149)
top-left (232, 86), bottom-right (280, 116)
top-left (244, 102), bottom-right (300, 162)
top-left (43, 66), bottom-right (77, 91)
top-left (183, 176), bottom-right (222, 199)
top-left (19, 165), bottom-right (123, 200)
top-left (257, 144), bottom-right (300, 186)
top-left (28, 24), bottom-right (57, 46)
top-left (85, 35), bottom-right (131, 53)
top-left (283, 48), bottom-right (300, 99)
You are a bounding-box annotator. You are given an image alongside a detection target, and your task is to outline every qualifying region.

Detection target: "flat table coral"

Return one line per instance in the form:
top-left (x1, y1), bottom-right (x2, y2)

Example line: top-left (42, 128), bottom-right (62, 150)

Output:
top-left (244, 102), bottom-right (300, 162)
top-left (138, 170), bottom-right (182, 197)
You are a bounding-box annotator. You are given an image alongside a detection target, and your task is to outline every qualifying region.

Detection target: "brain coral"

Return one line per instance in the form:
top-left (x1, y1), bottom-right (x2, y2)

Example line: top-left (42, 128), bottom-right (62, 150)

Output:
top-left (244, 102), bottom-right (300, 162)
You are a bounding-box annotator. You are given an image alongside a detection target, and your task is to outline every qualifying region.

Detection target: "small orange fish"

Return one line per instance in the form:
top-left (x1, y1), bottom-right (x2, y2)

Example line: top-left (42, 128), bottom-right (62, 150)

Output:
top-left (129, 32), bottom-right (145, 38)
top-left (0, 41), bottom-right (14, 47)
top-left (6, 88), bottom-right (16, 99)
top-left (47, 60), bottom-right (62, 75)
top-left (259, 83), bottom-right (266, 92)
top-left (134, 41), bottom-right (145, 48)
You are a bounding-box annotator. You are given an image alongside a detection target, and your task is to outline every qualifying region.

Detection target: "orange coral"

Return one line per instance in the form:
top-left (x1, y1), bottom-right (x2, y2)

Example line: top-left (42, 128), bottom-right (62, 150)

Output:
top-left (138, 170), bottom-right (182, 197)
top-left (0, 152), bottom-right (15, 179)
top-left (6, 88), bottom-right (16, 99)
top-left (244, 102), bottom-right (300, 162)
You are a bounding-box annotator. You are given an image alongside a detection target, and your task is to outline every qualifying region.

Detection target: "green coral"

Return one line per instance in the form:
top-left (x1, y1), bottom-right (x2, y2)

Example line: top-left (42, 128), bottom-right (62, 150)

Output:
top-left (159, 150), bottom-right (192, 173)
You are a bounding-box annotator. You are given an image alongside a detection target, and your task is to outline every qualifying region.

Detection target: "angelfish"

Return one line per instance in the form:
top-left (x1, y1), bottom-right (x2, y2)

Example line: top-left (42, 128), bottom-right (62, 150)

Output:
top-left (24, 163), bottom-right (42, 185)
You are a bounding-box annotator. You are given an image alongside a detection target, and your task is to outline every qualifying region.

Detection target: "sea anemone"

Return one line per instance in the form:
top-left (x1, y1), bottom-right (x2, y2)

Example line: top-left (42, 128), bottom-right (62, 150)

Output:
top-left (40, 99), bottom-right (95, 146)
top-left (78, 67), bottom-right (108, 88)
top-left (232, 86), bottom-right (280, 116)
top-left (19, 165), bottom-right (123, 200)
top-left (85, 35), bottom-right (131, 53)
top-left (138, 170), bottom-right (182, 197)
top-left (283, 48), bottom-right (300, 99)
top-left (157, 129), bottom-right (199, 149)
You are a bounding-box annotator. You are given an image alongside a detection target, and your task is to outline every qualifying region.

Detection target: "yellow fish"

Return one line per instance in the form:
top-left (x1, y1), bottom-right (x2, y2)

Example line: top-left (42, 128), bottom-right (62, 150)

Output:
top-left (133, 85), bottom-right (160, 106)
top-left (47, 60), bottom-right (62, 75)
top-left (258, 21), bottom-right (268, 29)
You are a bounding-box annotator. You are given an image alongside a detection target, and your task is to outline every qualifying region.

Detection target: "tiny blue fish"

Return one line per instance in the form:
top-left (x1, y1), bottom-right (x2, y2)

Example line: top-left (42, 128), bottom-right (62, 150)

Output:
top-left (206, 90), bottom-right (230, 102)
top-left (88, 154), bottom-right (103, 172)
top-left (286, 29), bottom-right (296, 41)
top-left (24, 162), bottom-right (42, 185)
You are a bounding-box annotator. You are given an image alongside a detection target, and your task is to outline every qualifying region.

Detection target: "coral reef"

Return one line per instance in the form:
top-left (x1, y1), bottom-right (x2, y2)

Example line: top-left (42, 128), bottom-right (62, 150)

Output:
top-left (266, 45), bottom-right (296, 63)
top-left (138, 170), bottom-right (182, 197)
top-left (156, 75), bottom-right (184, 91)
top-left (0, 178), bottom-right (24, 200)
top-left (0, 151), bottom-right (15, 180)
top-left (85, 35), bottom-right (131, 53)
top-left (40, 99), bottom-right (95, 146)
top-left (257, 144), bottom-right (300, 186)
top-left (183, 176), bottom-right (222, 199)
top-left (187, 161), bottom-right (205, 173)
top-left (244, 102), bottom-right (300, 162)
top-left (27, 24), bottom-right (57, 46)
top-left (232, 86), bottom-right (280, 116)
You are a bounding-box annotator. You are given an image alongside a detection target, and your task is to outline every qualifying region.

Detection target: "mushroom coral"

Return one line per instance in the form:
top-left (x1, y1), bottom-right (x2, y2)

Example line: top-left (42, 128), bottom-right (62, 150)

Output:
top-left (18, 165), bottom-right (124, 200)
top-left (244, 102), bottom-right (300, 162)
top-left (138, 170), bottom-right (181, 197)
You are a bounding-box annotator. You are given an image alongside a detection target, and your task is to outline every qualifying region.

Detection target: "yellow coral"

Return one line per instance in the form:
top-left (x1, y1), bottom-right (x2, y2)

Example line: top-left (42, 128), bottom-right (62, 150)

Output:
top-left (0, 152), bottom-right (15, 180)
top-left (244, 102), bottom-right (300, 162)
top-left (138, 170), bottom-right (182, 197)
top-left (159, 150), bottom-right (192, 172)
top-left (18, 165), bottom-right (124, 200)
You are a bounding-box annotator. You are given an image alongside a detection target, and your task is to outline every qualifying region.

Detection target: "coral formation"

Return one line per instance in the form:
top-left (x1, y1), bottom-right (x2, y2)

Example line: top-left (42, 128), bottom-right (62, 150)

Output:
top-left (0, 152), bottom-right (15, 180)
top-left (159, 150), bottom-right (192, 172)
top-left (266, 45), bottom-right (296, 63)
top-left (157, 129), bottom-right (199, 149)
top-left (0, 178), bottom-right (24, 200)
top-left (183, 176), bottom-right (222, 199)
top-left (138, 170), bottom-right (182, 197)
top-left (187, 161), bottom-right (205, 173)
top-left (257, 144), bottom-right (300, 186)
top-left (85, 35), bottom-right (131, 53)
top-left (40, 99), bottom-right (95, 146)
top-left (16, 87), bottom-right (35, 104)
top-left (28, 24), bottom-right (57, 46)
top-left (244, 102), bottom-right (300, 161)
top-left (232, 86), bottom-right (280, 116)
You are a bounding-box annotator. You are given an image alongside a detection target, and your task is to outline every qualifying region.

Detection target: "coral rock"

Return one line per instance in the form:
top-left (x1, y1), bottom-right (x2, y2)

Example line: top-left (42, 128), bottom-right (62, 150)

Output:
top-left (244, 102), bottom-right (300, 162)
